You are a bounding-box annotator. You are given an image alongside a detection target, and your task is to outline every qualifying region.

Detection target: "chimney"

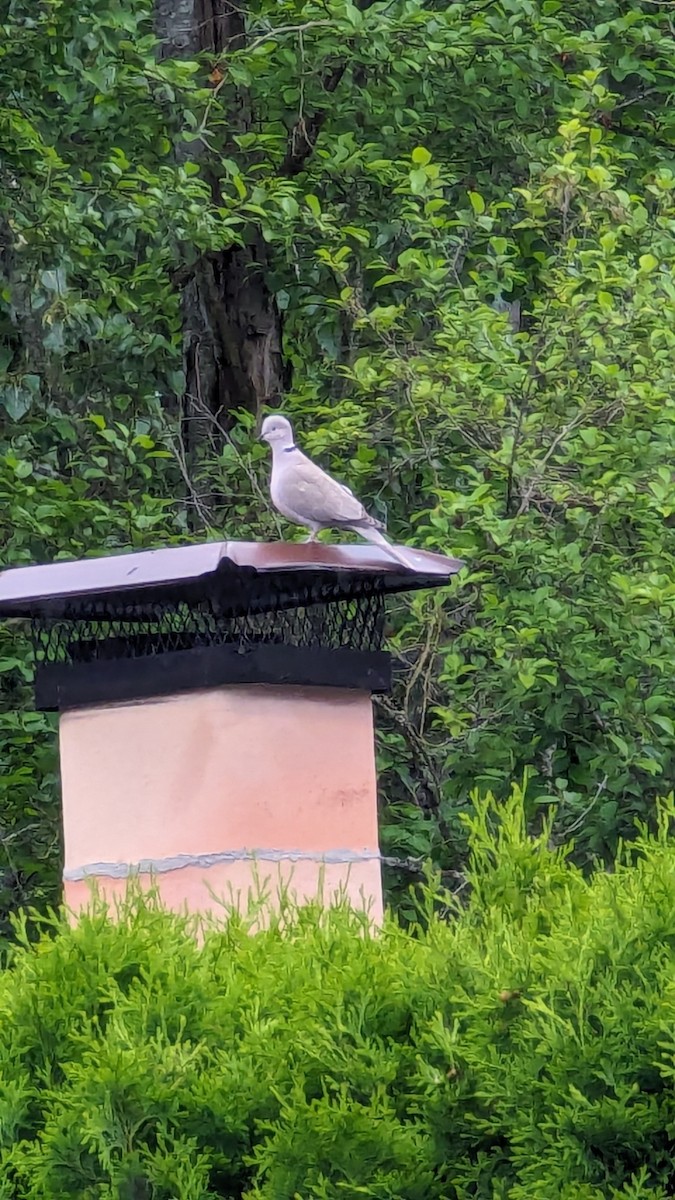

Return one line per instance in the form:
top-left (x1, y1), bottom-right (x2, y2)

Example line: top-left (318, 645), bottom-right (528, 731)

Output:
top-left (0, 541), bottom-right (462, 921)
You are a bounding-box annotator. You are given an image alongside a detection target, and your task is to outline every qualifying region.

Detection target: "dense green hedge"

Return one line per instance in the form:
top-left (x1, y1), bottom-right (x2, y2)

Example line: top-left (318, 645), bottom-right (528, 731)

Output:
top-left (0, 790), bottom-right (673, 1199)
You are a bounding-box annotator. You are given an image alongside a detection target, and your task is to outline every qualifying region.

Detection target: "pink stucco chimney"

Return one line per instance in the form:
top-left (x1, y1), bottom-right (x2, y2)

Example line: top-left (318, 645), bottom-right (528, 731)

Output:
top-left (0, 541), bottom-right (462, 921)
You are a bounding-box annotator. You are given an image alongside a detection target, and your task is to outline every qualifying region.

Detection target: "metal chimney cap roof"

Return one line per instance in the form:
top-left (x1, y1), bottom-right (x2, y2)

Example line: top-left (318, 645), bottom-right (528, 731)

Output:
top-left (0, 540), bottom-right (465, 618)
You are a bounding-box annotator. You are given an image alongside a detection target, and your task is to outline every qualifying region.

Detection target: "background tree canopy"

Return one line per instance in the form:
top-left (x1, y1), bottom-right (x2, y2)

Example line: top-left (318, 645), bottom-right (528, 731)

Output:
top-left (1, 0), bottom-right (674, 926)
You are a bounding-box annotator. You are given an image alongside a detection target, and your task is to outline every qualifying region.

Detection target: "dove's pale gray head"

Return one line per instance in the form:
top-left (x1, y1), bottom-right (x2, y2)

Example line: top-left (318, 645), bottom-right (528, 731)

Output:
top-left (260, 413), bottom-right (295, 448)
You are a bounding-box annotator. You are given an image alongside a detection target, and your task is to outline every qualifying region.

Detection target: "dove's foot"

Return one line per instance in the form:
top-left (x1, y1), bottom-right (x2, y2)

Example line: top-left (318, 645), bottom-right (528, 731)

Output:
top-left (304, 532), bottom-right (319, 543)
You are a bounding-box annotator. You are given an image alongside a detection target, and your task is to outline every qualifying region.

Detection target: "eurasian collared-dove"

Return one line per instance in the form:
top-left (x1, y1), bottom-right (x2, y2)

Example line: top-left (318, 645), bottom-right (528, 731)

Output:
top-left (260, 414), bottom-right (413, 568)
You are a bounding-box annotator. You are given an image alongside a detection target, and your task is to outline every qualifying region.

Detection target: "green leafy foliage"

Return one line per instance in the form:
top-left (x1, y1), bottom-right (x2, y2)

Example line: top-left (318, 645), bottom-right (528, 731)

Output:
top-left (1, 0), bottom-right (675, 919)
top-left (0, 0), bottom-right (221, 921)
top-left (0, 790), bottom-right (674, 1197)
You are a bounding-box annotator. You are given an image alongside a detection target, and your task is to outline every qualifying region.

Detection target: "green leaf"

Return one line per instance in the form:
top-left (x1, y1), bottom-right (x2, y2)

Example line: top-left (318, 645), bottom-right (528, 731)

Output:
top-left (638, 253), bottom-right (658, 273)
top-left (409, 168), bottom-right (427, 195)
top-left (1, 389), bottom-right (33, 421)
top-left (39, 268), bottom-right (67, 293)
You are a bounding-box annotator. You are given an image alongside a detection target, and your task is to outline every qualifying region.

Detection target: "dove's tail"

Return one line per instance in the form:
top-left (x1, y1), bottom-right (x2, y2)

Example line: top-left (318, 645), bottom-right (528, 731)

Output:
top-left (354, 523), bottom-right (415, 570)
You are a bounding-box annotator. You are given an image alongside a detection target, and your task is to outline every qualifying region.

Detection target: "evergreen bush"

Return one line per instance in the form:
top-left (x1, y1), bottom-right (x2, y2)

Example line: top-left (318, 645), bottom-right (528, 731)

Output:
top-left (0, 788), bottom-right (673, 1199)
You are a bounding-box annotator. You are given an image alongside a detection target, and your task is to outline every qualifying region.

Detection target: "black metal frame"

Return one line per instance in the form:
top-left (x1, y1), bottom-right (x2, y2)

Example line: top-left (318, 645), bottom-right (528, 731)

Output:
top-left (0, 543), bottom-right (464, 712)
top-left (35, 644), bottom-right (391, 711)
top-left (30, 579), bottom-right (387, 666)
top-left (28, 578), bottom-right (393, 710)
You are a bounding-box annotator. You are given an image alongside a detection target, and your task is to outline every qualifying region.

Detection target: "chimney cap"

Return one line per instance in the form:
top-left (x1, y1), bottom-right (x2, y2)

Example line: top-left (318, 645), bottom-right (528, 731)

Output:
top-left (0, 540), bottom-right (464, 619)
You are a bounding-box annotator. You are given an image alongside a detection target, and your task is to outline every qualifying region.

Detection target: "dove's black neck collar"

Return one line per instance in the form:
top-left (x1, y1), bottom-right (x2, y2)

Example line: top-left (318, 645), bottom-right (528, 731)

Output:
top-left (283, 444), bottom-right (298, 452)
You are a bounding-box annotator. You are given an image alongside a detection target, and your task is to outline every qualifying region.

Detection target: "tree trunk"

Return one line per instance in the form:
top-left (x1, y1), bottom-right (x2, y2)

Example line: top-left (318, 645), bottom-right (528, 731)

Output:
top-left (154, 0), bottom-right (286, 470)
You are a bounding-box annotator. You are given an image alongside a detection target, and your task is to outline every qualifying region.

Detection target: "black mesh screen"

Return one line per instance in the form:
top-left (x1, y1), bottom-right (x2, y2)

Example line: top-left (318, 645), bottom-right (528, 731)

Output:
top-left (30, 581), bottom-right (387, 666)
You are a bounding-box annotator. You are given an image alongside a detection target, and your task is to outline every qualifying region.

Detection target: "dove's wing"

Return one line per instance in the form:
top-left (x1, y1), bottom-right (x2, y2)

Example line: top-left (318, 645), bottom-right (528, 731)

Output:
top-left (273, 453), bottom-right (368, 526)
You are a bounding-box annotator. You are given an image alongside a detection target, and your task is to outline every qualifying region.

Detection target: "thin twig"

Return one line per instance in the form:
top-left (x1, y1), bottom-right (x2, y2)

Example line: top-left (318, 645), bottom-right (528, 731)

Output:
top-left (552, 774), bottom-right (609, 845)
top-left (188, 396), bottom-right (285, 535)
top-left (515, 408), bottom-right (589, 517)
top-left (164, 421), bottom-right (215, 530)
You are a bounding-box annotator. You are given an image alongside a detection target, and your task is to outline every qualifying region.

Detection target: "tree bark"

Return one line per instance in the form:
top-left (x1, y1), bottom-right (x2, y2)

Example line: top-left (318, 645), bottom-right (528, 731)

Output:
top-left (154, 0), bottom-right (286, 466)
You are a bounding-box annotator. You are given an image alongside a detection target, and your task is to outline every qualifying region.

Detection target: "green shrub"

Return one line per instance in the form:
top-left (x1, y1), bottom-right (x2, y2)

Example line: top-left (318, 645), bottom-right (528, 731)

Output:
top-left (0, 789), bottom-right (674, 1199)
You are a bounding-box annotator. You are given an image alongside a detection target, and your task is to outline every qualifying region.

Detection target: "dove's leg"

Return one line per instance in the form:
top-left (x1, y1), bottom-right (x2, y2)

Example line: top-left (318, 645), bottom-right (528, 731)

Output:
top-left (304, 530), bottom-right (319, 543)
